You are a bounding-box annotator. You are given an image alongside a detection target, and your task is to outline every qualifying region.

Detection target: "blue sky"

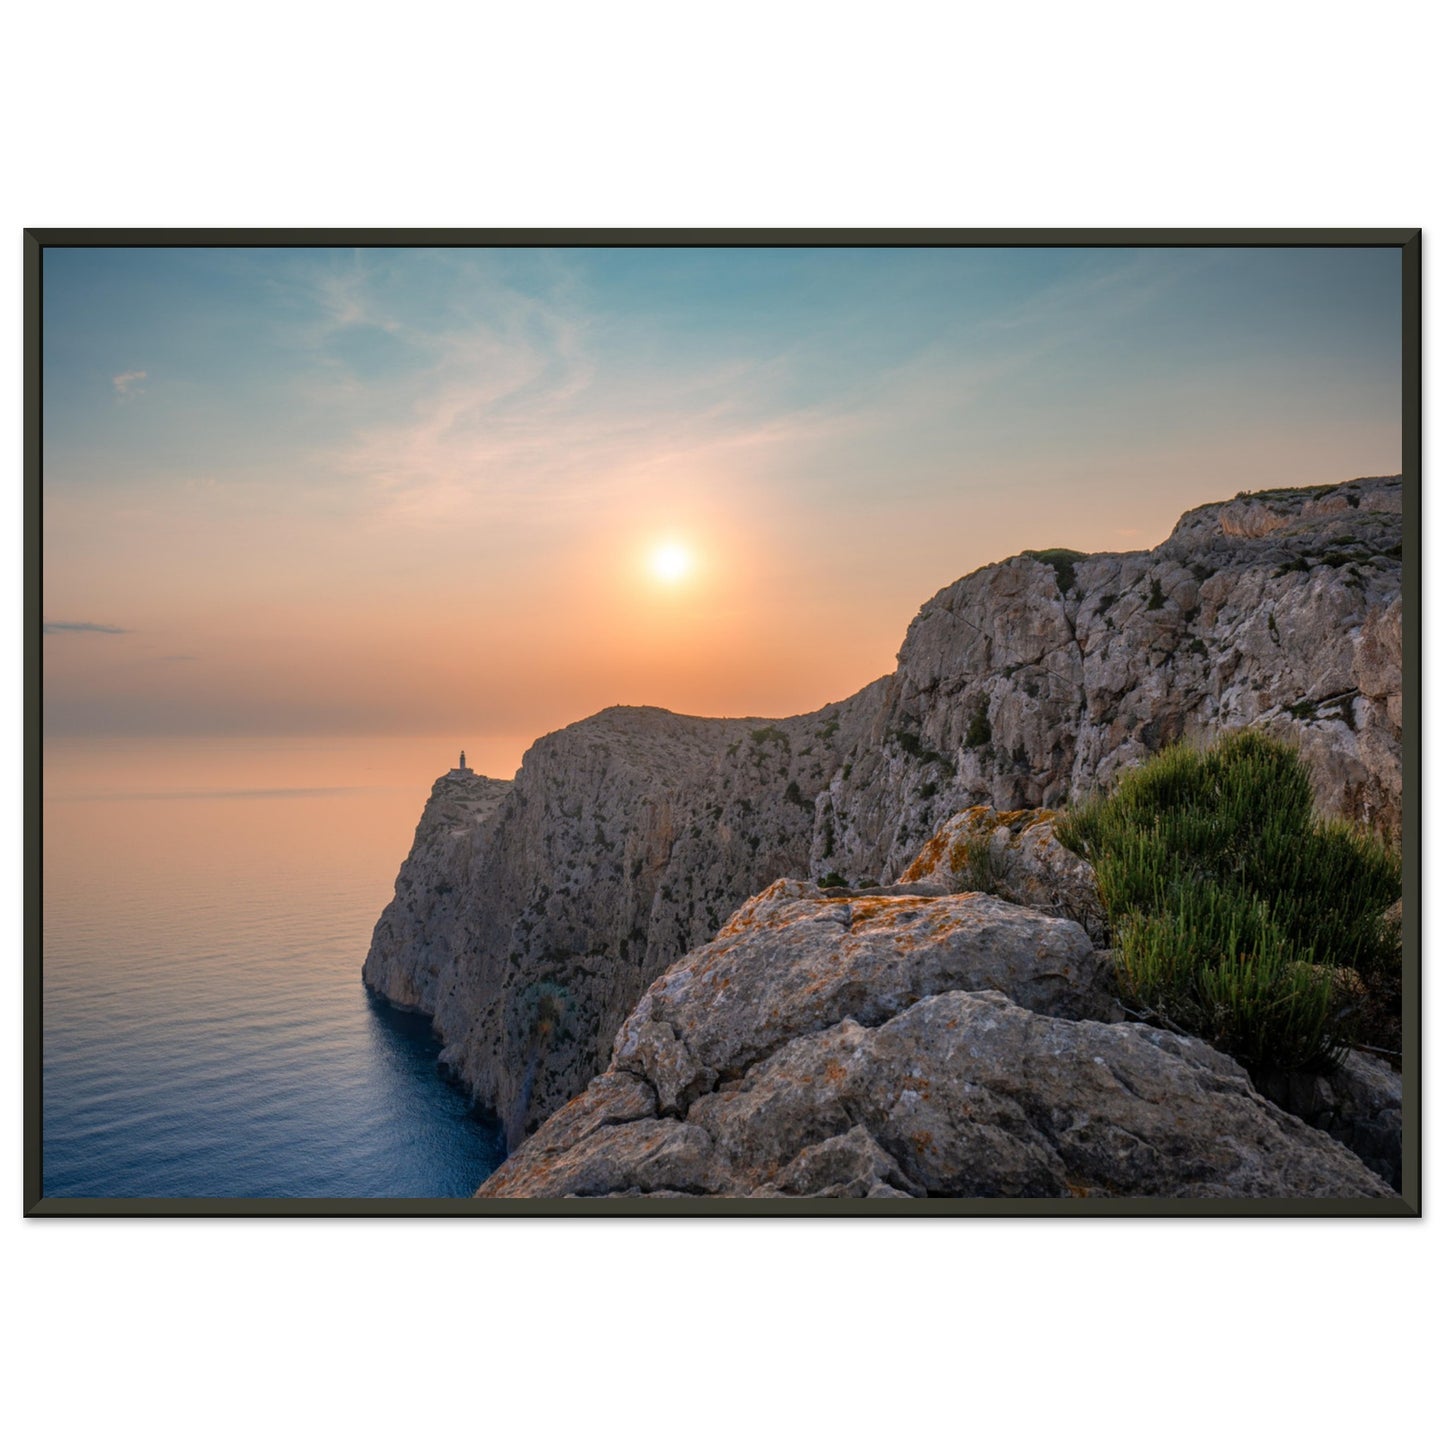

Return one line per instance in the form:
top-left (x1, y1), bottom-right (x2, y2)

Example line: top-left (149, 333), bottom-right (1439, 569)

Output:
top-left (42, 244), bottom-right (1402, 750)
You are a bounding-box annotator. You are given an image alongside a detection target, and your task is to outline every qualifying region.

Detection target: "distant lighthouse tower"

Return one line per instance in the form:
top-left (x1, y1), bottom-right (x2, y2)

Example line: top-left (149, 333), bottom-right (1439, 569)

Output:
top-left (458, 748), bottom-right (469, 772)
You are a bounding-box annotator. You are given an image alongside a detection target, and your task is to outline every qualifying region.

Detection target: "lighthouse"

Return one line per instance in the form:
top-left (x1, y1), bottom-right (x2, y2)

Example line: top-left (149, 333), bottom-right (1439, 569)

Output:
top-left (459, 748), bottom-right (469, 772)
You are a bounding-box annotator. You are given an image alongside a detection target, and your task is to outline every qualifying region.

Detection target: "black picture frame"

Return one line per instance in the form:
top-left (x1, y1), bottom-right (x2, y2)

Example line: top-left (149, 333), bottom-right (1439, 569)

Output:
top-left (23, 227), bottom-right (1423, 1218)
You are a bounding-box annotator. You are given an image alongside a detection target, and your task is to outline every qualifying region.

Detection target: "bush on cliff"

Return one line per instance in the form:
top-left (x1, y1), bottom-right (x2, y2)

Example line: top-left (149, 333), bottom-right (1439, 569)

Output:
top-left (1057, 731), bottom-right (1400, 1072)
top-left (1022, 547), bottom-right (1086, 594)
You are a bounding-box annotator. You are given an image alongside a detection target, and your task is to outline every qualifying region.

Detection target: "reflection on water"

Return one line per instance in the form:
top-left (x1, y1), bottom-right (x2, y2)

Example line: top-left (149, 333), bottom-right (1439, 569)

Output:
top-left (42, 735), bottom-right (511, 1198)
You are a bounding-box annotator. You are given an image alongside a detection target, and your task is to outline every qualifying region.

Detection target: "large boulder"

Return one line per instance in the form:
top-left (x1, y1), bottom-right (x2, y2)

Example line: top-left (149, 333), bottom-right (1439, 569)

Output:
top-left (608, 878), bottom-right (1115, 1117)
top-left (478, 882), bottom-right (1393, 1200)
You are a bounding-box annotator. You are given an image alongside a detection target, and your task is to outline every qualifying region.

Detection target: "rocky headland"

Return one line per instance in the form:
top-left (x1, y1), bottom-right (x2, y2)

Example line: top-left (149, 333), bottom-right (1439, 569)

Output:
top-left (478, 876), bottom-right (1392, 1200)
top-left (363, 474), bottom-right (1404, 1195)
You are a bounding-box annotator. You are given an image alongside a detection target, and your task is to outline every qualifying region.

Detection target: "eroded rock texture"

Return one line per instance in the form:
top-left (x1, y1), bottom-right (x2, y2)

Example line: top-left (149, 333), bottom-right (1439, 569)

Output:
top-left (478, 882), bottom-right (1393, 1200)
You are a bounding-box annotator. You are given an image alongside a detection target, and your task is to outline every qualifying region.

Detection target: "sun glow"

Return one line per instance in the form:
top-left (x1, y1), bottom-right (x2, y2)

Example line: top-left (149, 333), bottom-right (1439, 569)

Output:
top-left (649, 541), bottom-right (694, 584)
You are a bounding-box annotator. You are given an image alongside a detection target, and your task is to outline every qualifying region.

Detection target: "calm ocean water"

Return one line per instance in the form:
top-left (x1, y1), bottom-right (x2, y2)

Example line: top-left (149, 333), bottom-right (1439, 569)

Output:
top-left (41, 735), bottom-right (527, 1198)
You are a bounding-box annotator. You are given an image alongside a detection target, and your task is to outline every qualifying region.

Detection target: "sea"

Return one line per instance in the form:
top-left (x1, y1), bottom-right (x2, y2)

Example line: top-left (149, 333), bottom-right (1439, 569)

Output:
top-left (40, 734), bottom-right (530, 1199)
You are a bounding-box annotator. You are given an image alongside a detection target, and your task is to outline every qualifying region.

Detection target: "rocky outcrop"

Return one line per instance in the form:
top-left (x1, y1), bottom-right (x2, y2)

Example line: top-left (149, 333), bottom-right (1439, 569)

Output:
top-left (607, 879), bottom-right (1118, 1118)
top-left (366, 474), bottom-right (1404, 1145)
top-left (833, 473), bottom-right (1404, 884)
top-left (897, 808), bottom-right (1403, 1186)
top-left (478, 881), bottom-right (1393, 1200)
top-left (362, 769), bottom-right (512, 1013)
top-left (897, 805), bottom-right (1107, 944)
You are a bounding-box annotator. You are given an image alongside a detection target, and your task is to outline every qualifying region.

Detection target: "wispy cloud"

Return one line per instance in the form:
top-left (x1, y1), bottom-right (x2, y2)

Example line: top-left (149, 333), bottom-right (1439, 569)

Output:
top-left (44, 620), bottom-right (130, 635)
top-left (329, 309), bottom-right (849, 528)
top-left (339, 366), bottom-right (852, 531)
top-left (225, 249), bottom-right (868, 534)
top-left (112, 369), bottom-right (147, 398)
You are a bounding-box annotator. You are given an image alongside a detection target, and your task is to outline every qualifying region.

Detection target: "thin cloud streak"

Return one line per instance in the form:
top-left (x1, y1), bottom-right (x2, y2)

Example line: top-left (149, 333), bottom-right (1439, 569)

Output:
top-left (112, 370), bottom-right (147, 397)
top-left (44, 620), bottom-right (131, 635)
top-left (318, 254), bottom-right (1190, 535)
top-left (334, 332), bottom-right (860, 532)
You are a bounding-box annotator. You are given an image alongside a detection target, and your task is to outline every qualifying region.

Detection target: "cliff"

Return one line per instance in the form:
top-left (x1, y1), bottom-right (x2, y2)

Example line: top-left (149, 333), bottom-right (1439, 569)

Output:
top-left (364, 473), bottom-right (1403, 1148)
top-left (363, 768), bottom-right (513, 1013)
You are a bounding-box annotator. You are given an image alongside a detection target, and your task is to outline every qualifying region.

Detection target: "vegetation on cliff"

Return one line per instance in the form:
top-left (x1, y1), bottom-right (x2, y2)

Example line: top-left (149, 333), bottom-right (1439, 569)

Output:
top-left (1058, 731), bottom-right (1400, 1072)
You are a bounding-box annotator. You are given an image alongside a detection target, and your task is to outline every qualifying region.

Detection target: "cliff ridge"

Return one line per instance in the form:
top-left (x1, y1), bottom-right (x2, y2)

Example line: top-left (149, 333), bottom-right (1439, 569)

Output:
top-left (364, 474), bottom-right (1403, 1148)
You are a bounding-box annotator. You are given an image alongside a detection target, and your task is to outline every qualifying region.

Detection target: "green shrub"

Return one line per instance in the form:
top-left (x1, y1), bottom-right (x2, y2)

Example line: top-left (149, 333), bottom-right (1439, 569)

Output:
top-left (959, 843), bottom-right (1004, 897)
top-left (1023, 547), bottom-right (1086, 594)
top-left (964, 701), bottom-right (991, 749)
top-left (894, 727), bottom-right (956, 774)
top-left (1057, 731), bottom-right (1400, 1071)
top-left (1274, 555), bottom-right (1311, 577)
top-left (817, 871), bottom-right (849, 889)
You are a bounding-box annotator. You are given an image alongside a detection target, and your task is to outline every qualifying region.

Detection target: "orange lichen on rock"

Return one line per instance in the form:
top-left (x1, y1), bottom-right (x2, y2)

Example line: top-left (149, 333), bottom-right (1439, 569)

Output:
top-left (899, 830), bottom-right (949, 882)
top-left (846, 897), bottom-right (922, 928)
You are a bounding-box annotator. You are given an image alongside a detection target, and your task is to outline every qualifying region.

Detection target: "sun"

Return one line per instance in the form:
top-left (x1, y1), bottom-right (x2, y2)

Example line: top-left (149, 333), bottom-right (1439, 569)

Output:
top-left (648, 541), bottom-right (694, 584)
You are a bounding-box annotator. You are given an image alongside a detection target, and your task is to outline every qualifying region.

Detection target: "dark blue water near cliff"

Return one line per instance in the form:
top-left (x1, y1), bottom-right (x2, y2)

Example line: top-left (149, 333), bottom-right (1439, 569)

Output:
top-left (42, 736), bottom-right (508, 1198)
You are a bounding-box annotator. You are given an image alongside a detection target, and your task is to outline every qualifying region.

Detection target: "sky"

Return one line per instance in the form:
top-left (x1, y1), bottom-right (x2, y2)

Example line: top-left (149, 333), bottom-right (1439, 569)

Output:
top-left (42, 244), bottom-right (1402, 767)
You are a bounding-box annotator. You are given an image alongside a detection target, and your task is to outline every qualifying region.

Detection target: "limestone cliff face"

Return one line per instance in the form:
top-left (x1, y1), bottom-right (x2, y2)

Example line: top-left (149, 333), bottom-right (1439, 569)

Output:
top-left (825, 473), bottom-right (1403, 884)
top-left (364, 474), bottom-right (1404, 1146)
top-left (367, 694), bottom-right (887, 1145)
top-left (362, 770), bottom-right (512, 1013)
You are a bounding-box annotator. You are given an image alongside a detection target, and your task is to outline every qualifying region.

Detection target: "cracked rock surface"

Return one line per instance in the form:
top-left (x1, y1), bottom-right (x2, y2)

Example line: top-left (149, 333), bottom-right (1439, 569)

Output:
top-left (478, 882), bottom-right (1393, 1200)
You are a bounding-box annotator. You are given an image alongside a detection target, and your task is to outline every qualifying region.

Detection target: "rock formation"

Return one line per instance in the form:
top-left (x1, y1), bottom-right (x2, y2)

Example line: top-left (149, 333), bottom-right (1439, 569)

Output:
top-left (364, 474), bottom-right (1404, 1150)
top-left (364, 770), bottom-right (512, 1014)
top-left (896, 804), bottom-right (1108, 945)
top-left (477, 879), bottom-right (1393, 1199)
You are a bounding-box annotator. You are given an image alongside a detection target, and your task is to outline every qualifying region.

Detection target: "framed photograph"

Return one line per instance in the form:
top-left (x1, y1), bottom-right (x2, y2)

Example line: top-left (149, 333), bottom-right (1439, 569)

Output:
top-left (23, 228), bottom-right (1420, 1216)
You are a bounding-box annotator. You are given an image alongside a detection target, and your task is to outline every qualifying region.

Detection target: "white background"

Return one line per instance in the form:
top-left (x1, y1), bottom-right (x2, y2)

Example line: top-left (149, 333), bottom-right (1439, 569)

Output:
top-left (3, 4), bottom-right (1438, 1441)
